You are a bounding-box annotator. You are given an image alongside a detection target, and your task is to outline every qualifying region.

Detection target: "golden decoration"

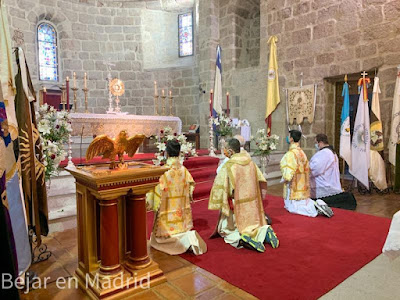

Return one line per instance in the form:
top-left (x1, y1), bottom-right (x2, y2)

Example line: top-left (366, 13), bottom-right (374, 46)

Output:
top-left (109, 78), bottom-right (125, 97)
top-left (86, 130), bottom-right (145, 169)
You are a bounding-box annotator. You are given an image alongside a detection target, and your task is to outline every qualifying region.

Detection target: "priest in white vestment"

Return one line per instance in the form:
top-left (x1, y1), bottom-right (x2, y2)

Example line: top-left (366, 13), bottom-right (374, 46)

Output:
top-left (146, 140), bottom-right (207, 255)
top-left (310, 134), bottom-right (357, 210)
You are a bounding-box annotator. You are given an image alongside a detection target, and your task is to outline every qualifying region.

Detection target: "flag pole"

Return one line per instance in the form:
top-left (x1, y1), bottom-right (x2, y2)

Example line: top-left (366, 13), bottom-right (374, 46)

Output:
top-left (341, 74), bottom-right (348, 187)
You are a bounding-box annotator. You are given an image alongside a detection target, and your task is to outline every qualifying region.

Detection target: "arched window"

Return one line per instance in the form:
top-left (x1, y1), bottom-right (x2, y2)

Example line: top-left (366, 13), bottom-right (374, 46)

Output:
top-left (178, 12), bottom-right (193, 57)
top-left (37, 22), bottom-right (58, 81)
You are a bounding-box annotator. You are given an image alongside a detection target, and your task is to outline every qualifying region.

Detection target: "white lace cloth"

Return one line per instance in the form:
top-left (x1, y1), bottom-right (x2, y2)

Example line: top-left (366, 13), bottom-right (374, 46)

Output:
top-left (383, 210), bottom-right (400, 258)
top-left (69, 113), bottom-right (182, 138)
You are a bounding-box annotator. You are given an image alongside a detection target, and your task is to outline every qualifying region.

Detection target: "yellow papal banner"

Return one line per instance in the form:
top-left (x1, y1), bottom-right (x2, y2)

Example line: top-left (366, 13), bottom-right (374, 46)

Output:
top-left (265, 35), bottom-right (280, 123)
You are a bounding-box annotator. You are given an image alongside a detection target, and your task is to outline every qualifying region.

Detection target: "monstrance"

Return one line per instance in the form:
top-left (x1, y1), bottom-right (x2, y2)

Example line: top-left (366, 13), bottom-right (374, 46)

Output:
top-left (109, 78), bottom-right (125, 113)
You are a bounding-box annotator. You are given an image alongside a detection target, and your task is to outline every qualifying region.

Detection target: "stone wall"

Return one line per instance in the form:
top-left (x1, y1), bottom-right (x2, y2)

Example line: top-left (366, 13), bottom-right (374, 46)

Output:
top-left (260, 0), bottom-right (400, 154)
top-left (4, 0), bottom-right (199, 131)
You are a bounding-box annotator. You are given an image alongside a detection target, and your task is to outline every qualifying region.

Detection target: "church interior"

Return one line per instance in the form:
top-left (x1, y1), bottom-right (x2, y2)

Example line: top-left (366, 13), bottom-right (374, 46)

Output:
top-left (1, 0), bottom-right (400, 299)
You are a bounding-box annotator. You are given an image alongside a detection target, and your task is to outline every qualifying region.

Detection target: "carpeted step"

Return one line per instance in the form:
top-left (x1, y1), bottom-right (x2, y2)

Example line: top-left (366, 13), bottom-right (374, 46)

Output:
top-left (189, 167), bottom-right (218, 182)
top-left (193, 180), bottom-right (214, 201)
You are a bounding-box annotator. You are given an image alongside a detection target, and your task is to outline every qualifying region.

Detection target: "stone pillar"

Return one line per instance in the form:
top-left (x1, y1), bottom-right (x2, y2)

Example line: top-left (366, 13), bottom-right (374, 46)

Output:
top-left (125, 194), bottom-right (151, 270)
top-left (98, 198), bottom-right (122, 276)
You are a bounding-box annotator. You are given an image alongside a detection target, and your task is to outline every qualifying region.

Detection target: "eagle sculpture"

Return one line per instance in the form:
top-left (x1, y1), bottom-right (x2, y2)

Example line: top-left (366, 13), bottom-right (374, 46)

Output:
top-left (86, 130), bottom-right (146, 169)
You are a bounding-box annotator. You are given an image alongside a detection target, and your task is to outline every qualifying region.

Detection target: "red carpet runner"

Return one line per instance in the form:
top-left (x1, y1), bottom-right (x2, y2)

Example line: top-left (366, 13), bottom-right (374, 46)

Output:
top-left (147, 194), bottom-right (391, 300)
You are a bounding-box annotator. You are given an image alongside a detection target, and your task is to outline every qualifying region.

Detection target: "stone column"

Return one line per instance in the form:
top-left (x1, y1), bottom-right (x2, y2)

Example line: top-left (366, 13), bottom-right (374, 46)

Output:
top-left (125, 194), bottom-right (151, 270)
top-left (98, 198), bottom-right (122, 276)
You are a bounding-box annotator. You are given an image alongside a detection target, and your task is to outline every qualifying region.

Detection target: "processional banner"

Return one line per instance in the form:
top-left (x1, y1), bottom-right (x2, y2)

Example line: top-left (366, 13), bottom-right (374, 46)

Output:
top-left (287, 84), bottom-right (316, 125)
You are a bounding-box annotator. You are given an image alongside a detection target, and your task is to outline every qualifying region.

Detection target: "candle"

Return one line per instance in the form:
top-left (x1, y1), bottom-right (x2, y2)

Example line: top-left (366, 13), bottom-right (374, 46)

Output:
top-left (43, 86), bottom-right (47, 105)
top-left (210, 89), bottom-right (213, 117)
top-left (84, 72), bottom-right (87, 89)
top-left (226, 92), bottom-right (230, 116)
top-left (169, 90), bottom-right (172, 97)
top-left (162, 89), bottom-right (165, 97)
top-left (154, 81), bottom-right (158, 96)
top-left (66, 77), bottom-right (70, 112)
top-left (73, 72), bottom-right (76, 88)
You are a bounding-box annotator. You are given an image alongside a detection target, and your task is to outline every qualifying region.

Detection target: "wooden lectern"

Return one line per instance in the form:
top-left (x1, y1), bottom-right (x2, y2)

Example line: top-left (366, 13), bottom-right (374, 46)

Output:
top-left (66, 162), bottom-right (169, 299)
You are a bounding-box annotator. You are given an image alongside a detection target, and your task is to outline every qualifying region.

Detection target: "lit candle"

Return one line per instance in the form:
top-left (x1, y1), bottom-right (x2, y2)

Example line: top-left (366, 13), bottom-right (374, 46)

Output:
top-left (162, 89), bottom-right (165, 97)
top-left (73, 72), bottom-right (76, 88)
top-left (169, 90), bottom-right (172, 97)
top-left (84, 72), bottom-right (87, 89)
top-left (226, 92), bottom-right (230, 116)
top-left (154, 81), bottom-right (158, 96)
top-left (43, 86), bottom-right (47, 105)
top-left (210, 89), bottom-right (213, 117)
top-left (66, 77), bottom-right (70, 112)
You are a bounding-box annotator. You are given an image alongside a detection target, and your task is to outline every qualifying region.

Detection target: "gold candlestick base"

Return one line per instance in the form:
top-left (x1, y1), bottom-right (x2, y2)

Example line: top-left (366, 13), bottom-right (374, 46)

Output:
top-left (83, 88), bottom-right (89, 113)
top-left (72, 87), bottom-right (78, 113)
top-left (169, 96), bottom-right (173, 116)
top-left (161, 96), bottom-right (166, 116)
top-left (154, 95), bottom-right (159, 116)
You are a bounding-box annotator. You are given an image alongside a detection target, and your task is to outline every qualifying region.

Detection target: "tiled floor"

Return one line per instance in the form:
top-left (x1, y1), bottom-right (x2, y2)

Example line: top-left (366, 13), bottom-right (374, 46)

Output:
top-left (21, 184), bottom-right (400, 300)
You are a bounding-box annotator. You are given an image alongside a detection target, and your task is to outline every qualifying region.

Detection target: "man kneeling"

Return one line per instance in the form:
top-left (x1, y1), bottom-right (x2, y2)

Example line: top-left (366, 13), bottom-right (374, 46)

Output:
top-left (146, 140), bottom-right (207, 255)
top-left (209, 138), bottom-right (278, 253)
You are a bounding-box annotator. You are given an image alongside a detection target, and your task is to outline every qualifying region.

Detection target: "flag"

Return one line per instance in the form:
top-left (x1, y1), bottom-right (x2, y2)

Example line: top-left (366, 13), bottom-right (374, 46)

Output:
top-left (14, 48), bottom-right (49, 245)
top-left (389, 69), bottom-right (400, 166)
top-left (339, 82), bottom-right (351, 169)
top-left (265, 36), bottom-right (280, 134)
top-left (213, 45), bottom-right (223, 117)
top-left (350, 79), bottom-right (370, 189)
top-left (369, 77), bottom-right (387, 190)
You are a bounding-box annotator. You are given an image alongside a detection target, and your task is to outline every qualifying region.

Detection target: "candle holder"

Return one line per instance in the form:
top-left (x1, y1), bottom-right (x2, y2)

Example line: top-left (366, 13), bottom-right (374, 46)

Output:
top-left (209, 116), bottom-right (216, 157)
top-left (72, 87), bottom-right (78, 112)
top-left (154, 95), bottom-right (159, 115)
top-left (169, 95), bottom-right (173, 116)
top-left (67, 133), bottom-right (74, 168)
top-left (60, 84), bottom-right (67, 111)
top-left (161, 95), bottom-right (166, 116)
top-left (83, 87), bottom-right (89, 113)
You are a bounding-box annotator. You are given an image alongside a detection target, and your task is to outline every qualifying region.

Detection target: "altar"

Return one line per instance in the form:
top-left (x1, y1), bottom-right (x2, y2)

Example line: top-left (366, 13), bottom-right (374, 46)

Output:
top-left (69, 113), bottom-right (182, 138)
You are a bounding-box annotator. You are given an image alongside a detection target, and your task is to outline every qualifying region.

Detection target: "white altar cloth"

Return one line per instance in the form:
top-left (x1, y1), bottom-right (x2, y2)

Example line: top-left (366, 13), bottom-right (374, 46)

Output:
top-left (69, 113), bottom-right (182, 137)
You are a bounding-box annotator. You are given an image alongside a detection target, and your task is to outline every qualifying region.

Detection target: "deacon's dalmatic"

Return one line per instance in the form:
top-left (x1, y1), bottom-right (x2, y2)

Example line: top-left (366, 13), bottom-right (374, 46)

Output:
top-left (340, 81), bottom-right (351, 169)
top-left (14, 48), bottom-right (49, 244)
top-left (369, 77), bottom-right (387, 191)
top-left (209, 152), bottom-right (268, 239)
top-left (350, 77), bottom-right (371, 189)
top-left (389, 66), bottom-right (400, 166)
top-left (265, 35), bottom-right (280, 134)
top-left (147, 157), bottom-right (206, 255)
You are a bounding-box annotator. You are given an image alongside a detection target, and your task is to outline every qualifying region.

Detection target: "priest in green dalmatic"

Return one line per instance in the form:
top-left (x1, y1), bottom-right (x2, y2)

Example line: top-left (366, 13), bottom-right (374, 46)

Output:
top-left (14, 47), bottom-right (49, 244)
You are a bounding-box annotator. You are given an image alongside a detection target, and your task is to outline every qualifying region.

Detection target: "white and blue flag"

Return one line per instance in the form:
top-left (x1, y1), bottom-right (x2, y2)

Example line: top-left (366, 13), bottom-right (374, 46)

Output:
top-left (340, 82), bottom-right (351, 169)
top-left (213, 45), bottom-right (223, 118)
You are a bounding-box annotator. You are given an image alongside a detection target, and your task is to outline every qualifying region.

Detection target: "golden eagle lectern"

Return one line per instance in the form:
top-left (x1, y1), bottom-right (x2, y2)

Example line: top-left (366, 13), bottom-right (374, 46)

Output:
top-left (86, 130), bottom-right (145, 169)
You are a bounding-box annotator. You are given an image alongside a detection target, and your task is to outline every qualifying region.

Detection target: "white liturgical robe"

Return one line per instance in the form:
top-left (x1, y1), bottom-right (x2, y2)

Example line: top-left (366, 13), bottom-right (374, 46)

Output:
top-left (310, 147), bottom-right (342, 199)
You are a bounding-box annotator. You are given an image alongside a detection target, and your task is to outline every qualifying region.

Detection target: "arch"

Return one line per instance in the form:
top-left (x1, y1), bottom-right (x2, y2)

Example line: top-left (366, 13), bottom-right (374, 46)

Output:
top-left (37, 21), bottom-right (59, 82)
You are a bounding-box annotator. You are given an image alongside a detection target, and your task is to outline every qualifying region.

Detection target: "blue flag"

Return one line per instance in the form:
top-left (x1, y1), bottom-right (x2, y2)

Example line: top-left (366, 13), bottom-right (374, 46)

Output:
top-left (340, 82), bottom-right (351, 168)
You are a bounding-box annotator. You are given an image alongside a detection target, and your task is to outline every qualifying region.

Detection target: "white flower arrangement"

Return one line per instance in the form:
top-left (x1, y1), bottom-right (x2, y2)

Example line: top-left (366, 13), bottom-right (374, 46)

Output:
top-left (213, 114), bottom-right (235, 136)
top-left (36, 104), bottom-right (72, 180)
top-left (153, 126), bottom-right (197, 164)
top-left (251, 129), bottom-right (280, 156)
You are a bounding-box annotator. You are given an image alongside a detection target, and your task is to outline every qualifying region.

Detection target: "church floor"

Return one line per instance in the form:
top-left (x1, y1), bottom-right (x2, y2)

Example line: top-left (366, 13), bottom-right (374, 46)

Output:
top-left (21, 184), bottom-right (400, 300)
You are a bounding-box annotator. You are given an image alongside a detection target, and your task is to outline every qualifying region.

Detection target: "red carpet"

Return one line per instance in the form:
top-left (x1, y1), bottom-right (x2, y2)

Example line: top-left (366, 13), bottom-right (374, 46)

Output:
top-left (147, 194), bottom-right (391, 300)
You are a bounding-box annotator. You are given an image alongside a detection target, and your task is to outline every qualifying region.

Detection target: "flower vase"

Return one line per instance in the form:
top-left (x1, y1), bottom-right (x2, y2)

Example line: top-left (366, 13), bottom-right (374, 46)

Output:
top-left (260, 155), bottom-right (269, 178)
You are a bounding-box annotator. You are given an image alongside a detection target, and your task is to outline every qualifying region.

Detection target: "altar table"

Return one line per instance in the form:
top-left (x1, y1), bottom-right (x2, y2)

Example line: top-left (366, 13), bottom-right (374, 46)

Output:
top-left (69, 113), bottom-right (182, 137)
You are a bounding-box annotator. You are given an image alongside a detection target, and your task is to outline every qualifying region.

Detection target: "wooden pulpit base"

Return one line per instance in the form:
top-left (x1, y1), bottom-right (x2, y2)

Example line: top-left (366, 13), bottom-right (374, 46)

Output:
top-left (66, 163), bottom-right (169, 299)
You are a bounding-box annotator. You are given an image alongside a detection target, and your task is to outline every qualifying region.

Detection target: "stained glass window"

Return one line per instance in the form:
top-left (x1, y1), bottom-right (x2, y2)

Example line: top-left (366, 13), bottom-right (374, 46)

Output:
top-left (37, 23), bottom-right (58, 81)
top-left (178, 12), bottom-right (193, 57)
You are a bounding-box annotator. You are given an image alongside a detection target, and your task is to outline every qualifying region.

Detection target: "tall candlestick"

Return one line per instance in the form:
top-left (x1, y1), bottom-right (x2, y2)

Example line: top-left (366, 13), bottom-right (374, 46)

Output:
top-left (84, 72), bottom-right (87, 89)
top-left (210, 89), bottom-right (213, 117)
top-left (72, 86), bottom-right (78, 113)
top-left (162, 89), bottom-right (165, 97)
top-left (154, 81), bottom-right (158, 96)
top-left (73, 72), bottom-right (76, 88)
top-left (169, 91), bottom-right (173, 116)
top-left (66, 76), bottom-right (70, 112)
top-left (61, 84), bottom-right (67, 111)
top-left (226, 92), bottom-right (230, 116)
